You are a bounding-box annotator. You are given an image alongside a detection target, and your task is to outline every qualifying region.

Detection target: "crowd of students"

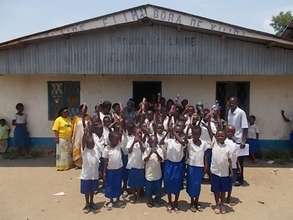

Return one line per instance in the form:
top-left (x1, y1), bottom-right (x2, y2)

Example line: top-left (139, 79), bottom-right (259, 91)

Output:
top-left (51, 95), bottom-right (260, 214)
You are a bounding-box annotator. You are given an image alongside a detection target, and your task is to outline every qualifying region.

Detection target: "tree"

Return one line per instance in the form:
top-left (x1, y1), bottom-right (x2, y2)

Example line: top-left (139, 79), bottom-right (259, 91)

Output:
top-left (270, 11), bottom-right (293, 35)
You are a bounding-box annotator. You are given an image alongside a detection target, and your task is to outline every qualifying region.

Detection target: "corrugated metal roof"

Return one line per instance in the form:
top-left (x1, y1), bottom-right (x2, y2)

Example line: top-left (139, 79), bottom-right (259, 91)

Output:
top-left (0, 23), bottom-right (292, 75)
top-left (1, 4), bottom-right (293, 50)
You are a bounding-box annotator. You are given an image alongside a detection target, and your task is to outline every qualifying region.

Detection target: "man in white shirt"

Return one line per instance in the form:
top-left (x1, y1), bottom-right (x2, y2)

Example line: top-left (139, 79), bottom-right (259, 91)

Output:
top-left (227, 97), bottom-right (248, 186)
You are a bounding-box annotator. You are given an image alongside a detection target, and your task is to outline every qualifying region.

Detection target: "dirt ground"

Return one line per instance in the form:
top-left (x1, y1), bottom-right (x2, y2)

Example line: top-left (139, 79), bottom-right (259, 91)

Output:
top-left (0, 157), bottom-right (293, 220)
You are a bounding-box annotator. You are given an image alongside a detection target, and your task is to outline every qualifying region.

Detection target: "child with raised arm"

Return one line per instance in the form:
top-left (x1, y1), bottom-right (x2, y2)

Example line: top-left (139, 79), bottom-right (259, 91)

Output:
top-left (143, 135), bottom-right (164, 208)
top-left (210, 130), bottom-right (233, 214)
top-left (103, 132), bottom-right (124, 210)
top-left (163, 125), bottom-right (187, 212)
top-left (186, 125), bottom-right (209, 212)
top-left (80, 123), bottom-right (100, 213)
top-left (126, 128), bottom-right (145, 203)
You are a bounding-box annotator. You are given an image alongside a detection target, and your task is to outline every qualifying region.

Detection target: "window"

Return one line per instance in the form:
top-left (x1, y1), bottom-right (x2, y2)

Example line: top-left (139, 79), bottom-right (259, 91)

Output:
top-left (48, 81), bottom-right (80, 120)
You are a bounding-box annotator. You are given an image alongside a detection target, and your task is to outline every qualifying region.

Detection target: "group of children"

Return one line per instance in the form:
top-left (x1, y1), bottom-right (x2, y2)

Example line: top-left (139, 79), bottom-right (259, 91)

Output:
top-left (78, 97), bottom-right (260, 215)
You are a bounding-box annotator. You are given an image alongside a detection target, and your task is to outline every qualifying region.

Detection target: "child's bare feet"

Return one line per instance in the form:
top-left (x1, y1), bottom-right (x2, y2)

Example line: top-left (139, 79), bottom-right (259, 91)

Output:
top-left (147, 200), bottom-right (154, 208)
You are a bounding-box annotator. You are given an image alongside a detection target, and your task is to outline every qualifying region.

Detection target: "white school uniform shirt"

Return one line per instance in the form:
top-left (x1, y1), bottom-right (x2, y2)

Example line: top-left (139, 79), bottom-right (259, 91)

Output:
top-left (200, 121), bottom-right (217, 148)
top-left (210, 140), bottom-right (232, 177)
top-left (143, 145), bottom-right (164, 181)
top-left (80, 146), bottom-right (101, 180)
top-left (186, 139), bottom-right (208, 167)
top-left (92, 133), bottom-right (106, 155)
top-left (126, 139), bottom-right (145, 169)
top-left (248, 124), bottom-right (260, 139)
top-left (144, 119), bottom-right (154, 134)
top-left (15, 113), bottom-right (27, 124)
top-left (102, 127), bottom-right (110, 144)
top-left (120, 132), bottom-right (128, 155)
top-left (102, 144), bottom-right (123, 170)
top-left (165, 138), bottom-right (185, 162)
top-left (225, 138), bottom-right (239, 169)
top-left (228, 107), bottom-right (248, 143)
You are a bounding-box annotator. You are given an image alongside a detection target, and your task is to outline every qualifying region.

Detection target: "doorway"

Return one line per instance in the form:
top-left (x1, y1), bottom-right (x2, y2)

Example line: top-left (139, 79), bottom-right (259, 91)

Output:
top-left (132, 81), bottom-right (162, 107)
top-left (216, 81), bottom-right (250, 119)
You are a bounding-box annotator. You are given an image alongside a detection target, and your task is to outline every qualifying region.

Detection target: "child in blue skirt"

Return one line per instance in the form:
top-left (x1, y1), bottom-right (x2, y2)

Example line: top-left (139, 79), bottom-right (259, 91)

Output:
top-left (126, 128), bottom-right (145, 203)
top-left (12, 103), bottom-right (29, 157)
top-left (143, 135), bottom-right (164, 208)
top-left (103, 132), bottom-right (124, 210)
top-left (162, 125), bottom-right (187, 212)
top-left (80, 123), bottom-right (101, 213)
top-left (247, 115), bottom-right (260, 161)
top-left (225, 125), bottom-right (239, 204)
top-left (210, 130), bottom-right (233, 214)
top-left (186, 126), bottom-right (209, 212)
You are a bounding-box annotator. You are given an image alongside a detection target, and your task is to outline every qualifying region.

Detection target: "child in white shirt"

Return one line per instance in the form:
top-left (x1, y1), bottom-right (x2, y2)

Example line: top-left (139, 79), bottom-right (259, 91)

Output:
top-left (80, 125), bottom-right (101, 213)
top-left (186, 126), bottom-right (209, 212)
top-left (126, 128), bottom-right (145, 203)
top-left (143, 135), bottom-right (164, 208)
top-left (103, 132), bottom-right (124, 210)
top-left (210, 130), bottom-right (232, 214)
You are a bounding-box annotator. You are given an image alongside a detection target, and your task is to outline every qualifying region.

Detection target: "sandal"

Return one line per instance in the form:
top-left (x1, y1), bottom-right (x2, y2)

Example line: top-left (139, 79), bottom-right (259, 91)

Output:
top-left (214, 205), bottom-right (221, 214)
top-left (104, 202), bottom-right (113, 211)
top-left (167, 205), bottom-right (173, 213)
top-left (147, 201), bottom-right (154, 208)
top-left (190, 205), bottom-right (197, 212)
top-left (82, 204), bottom-right (91, 214)
top-left (220, 205), bottom-right (226, 214)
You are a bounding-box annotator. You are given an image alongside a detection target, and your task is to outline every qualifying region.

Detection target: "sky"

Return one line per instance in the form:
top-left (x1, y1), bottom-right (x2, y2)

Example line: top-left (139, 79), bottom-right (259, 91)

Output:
top-left (0, 0), bottom-right (292, 43)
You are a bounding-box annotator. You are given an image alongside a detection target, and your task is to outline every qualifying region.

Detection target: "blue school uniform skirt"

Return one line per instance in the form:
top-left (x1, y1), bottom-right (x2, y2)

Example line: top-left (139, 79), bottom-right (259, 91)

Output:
top-left (122, 154), bottom-right (129, 183)
top-left (164, 160), bottom-right (184, 194)
top-left (14, 124), bottom-right (29, 148)
top-left (186, 165), bottom-right (204, 198)
top-left (247, 138), bottom-right (259, 154)
top-left (145, 179), bottom-right (162, 199)
top-left (211, 174), bottom-right (230, 193)
top-left (105, 168), bottom-right (123, 199)
top-left (80, 179), bottom-right (99, 194)
top-left (128, 168), bottom-right (145, 188)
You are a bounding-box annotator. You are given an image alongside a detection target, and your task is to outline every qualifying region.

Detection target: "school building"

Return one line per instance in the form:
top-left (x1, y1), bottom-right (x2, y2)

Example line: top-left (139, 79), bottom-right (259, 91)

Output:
top-left (0, 5), bottom-right (293, 151)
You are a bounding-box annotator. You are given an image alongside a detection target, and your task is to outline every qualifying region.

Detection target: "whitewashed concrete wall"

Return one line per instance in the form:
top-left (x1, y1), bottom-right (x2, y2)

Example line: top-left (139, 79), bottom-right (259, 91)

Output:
top-left (0, 75), bottom-right (292, 140)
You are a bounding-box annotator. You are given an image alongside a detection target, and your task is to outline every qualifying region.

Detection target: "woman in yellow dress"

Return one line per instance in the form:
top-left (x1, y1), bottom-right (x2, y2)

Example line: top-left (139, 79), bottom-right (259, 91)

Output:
top-left (52, 107), bottom-right (73, 171)
top-left (72, 104), bottom-right (91, 168)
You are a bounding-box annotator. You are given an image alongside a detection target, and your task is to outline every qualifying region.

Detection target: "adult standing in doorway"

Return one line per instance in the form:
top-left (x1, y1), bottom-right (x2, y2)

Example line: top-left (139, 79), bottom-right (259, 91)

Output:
top-left (281, 110), bottom-right (293, 146)
top-left (72, 104), bottom-right (91, 168)
top-left (227, 97), bottom-right (248, 186)
top-left (52, 107), bottom-right (73, 171)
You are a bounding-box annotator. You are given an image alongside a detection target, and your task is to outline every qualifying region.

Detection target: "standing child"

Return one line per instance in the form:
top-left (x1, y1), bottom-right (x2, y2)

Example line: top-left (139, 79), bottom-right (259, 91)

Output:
top-left (143, 135), bottom-right (164, 208)
top-left (225, 125), bottom-right (239, 204)
top-left (12, 103), bottom-right (29, 157)
top-left (80, 124), bottom-right (100, 213)
top-left (103, 132), bottom-right (124, 210)
top-left (247, 115), bottom-right (260, 161)
top-left (163, 125), bottom-right (187, 212)
top-left (0, 119), bottom-right (10, 154)
top-left (186, 126), bottom-right (209, 212)
top-left (210, 130), bottom-right (233, 214)
top-left (126, 128), bottom-right (146, 203)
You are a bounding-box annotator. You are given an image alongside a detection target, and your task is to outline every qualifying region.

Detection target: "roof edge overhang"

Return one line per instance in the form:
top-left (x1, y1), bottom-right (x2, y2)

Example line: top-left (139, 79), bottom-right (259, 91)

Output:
top-left (1, 4), bottom-right (293, 50)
